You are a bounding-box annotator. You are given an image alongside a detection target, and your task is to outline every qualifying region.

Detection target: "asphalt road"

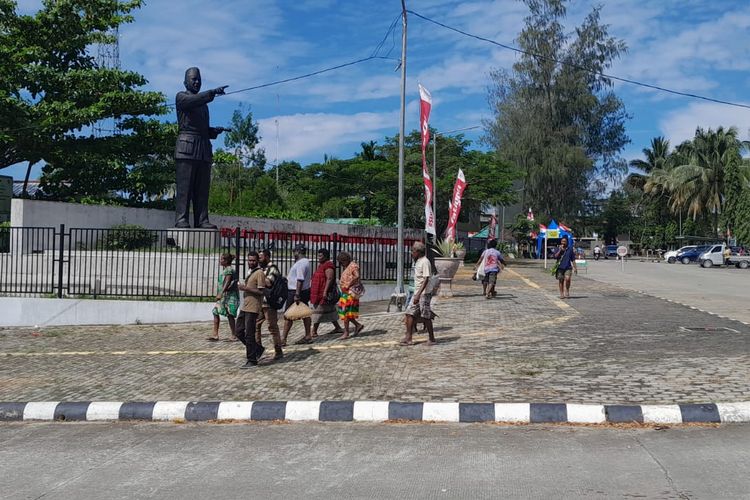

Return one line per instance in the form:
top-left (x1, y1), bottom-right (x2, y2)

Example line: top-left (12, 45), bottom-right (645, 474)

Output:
top-left (1, 422), bottom-right (749, 499)
top-left (580, 258), bottom-right (750, 324)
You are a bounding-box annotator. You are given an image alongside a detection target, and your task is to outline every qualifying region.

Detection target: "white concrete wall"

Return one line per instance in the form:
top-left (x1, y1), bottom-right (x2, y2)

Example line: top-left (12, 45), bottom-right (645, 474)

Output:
top-left (0, 283), bottom-right (396, 327)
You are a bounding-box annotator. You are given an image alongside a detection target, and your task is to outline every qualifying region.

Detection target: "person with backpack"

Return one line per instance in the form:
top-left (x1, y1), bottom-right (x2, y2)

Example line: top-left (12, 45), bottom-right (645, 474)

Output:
top-left (255, 248), bottom-right (285, 361)
top-left (236, 251), bottom-right (265, 368)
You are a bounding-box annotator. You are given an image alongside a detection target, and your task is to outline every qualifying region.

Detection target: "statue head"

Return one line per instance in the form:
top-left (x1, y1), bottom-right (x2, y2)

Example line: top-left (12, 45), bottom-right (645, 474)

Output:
top-left (184, 67), bottom-right (201, 93)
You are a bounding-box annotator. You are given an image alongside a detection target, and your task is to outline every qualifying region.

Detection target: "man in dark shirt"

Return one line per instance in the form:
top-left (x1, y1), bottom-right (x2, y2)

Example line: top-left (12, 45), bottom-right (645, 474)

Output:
top-left (174, 67), bottom-right (229, 228)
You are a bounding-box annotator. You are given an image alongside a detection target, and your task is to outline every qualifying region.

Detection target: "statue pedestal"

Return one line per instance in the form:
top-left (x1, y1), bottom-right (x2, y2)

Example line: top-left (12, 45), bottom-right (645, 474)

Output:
top-left (437, 277), bottom-right (453, 297)
top-left (166, 228), bottom-right (220, 251)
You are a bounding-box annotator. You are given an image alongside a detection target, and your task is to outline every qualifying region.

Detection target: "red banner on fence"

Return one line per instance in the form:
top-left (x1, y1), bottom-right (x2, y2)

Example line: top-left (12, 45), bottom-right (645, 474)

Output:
top-left (445, 168), bottom-right (466, 240)
top-left (419, 84), bottom-right (436, 236)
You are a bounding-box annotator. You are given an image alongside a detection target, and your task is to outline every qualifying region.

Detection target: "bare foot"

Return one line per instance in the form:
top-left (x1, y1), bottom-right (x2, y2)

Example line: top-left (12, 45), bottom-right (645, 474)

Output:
top-left (339, 333), bottom-right (350, 340)
top-left (354, 324), bottom-right (365, 335)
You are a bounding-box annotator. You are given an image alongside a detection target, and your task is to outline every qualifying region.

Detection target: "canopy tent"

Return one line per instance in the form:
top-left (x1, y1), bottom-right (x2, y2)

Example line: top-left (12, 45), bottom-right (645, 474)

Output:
top-left (536, 219), bottom-right (574, 258)
top-left (469, 225), bottom-right (491, 239)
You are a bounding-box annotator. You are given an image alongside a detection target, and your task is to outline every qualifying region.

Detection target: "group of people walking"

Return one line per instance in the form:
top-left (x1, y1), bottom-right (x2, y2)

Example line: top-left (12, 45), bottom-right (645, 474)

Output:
top-left (210, 245), bottom-right (366, 368)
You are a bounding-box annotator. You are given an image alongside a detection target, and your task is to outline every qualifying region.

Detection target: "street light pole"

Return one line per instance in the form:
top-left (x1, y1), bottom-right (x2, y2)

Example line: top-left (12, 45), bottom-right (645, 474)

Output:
top-left (432, 133), bottom-right (437, 222)
top-left (395, 0), bottom-right (407, 298)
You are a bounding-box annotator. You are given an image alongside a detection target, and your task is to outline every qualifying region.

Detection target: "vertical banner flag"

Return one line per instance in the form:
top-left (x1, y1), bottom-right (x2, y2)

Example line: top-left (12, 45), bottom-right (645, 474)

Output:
top-left (445, 168), bottom-right (467, 240)
top-left (418, 84), bottom-right (436, 235)
top-left (488, 213), bottom-right (497, 240)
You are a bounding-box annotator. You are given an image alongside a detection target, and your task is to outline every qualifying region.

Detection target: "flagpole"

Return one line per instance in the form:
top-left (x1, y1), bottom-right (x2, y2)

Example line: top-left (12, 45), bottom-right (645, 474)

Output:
top-left (432, 133), bottom-right (437, 226)
top-left (395, 0), bottom-right (407, 302)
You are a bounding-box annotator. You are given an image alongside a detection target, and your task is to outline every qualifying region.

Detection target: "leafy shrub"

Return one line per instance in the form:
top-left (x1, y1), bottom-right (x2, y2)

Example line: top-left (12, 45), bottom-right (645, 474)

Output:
top-left (104, 224), bottom-right (157, 250)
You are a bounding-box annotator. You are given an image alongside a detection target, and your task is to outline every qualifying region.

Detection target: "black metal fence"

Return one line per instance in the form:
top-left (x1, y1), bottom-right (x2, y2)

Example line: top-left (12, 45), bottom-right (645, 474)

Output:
top-left (0, 225), bottom-right (417, 299)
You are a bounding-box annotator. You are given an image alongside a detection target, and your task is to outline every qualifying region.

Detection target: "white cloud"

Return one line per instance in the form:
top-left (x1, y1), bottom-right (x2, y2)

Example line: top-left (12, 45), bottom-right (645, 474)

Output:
top-left (119, 0), bottom-right (307, 97)
top-left (257, 110), bottom-right (399, 162)
top-left (659, 102), bottom-right (750, 145)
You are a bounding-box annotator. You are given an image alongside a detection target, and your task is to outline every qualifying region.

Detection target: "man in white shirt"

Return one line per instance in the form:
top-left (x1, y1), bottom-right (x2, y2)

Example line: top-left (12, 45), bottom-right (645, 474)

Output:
top-left (401, 241), bottom-right (436, 346)
top-left (283, 244), bottom-right (313, 345)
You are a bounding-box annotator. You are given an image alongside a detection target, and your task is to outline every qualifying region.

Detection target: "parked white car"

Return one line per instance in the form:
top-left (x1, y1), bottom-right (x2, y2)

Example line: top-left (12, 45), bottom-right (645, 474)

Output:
top-left (664, 245), bottom-right (696, 264)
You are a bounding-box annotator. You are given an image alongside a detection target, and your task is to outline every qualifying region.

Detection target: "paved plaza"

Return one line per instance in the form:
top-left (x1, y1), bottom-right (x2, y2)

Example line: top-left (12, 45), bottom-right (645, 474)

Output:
top-left (1, 262), bottom-right (749, 404)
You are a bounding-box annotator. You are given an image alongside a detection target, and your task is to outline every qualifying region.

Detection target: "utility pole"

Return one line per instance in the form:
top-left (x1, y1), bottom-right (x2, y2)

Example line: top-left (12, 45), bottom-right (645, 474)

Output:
top-left (275, 93), bottom-right (280, 185)
top-left (394, 0), bottom-right (408, 305)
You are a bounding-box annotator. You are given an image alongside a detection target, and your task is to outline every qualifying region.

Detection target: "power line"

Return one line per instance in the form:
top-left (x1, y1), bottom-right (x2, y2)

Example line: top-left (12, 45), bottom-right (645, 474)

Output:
top-left (407, 9), bottom-right (750, 111)
top-left (224, 56), bottom-right (395, 96)
top-left (0, 17), bottom-right (403, 134)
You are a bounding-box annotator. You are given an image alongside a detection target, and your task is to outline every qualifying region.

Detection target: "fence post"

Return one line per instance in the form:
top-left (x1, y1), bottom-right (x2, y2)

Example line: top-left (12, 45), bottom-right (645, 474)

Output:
top-left (332, 233), bottom-right (338, 264)
top-left (57, 224), bottom-right (65, 298)
top-left (234, 227), bottom-right (241, 278)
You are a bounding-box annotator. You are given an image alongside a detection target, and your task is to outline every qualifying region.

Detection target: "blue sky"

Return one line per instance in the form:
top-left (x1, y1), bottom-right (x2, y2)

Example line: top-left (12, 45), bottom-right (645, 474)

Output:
top-left (7, 0), bottom-right (750, 182)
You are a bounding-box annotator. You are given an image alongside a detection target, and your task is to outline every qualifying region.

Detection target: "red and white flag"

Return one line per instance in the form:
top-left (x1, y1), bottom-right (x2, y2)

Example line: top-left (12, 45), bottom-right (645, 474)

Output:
top-left (445, 168), bottom-right (467, 240)
top-left (559, 223), bottom-right (572, 233)
top-left (488, 214), bottom-right (497, 240)
top-left (527, 207), bottom-right (534, 221)
top-left (539, 224), bottom-right (547, 233)
top-left (419, 84), bottom-right (436, 235)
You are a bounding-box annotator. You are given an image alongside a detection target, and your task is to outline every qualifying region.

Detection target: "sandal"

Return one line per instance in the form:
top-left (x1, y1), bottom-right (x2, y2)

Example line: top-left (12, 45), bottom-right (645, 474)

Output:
top-left (294, 337), bottom-right (314, 345)
top-left (399, 340), bottom-right (415, 346)
top-left (354, 324), bottom-right (365, 335)
top-left (206, 337), bottom-right (220, 342)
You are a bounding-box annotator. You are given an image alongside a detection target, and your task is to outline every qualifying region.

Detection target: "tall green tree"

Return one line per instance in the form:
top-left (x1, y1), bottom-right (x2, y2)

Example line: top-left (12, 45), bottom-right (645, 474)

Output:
top-left (669, 127), bottom-right (746, 237)
top-left (223, 104), bottom-right (266, 169)
top-left (626, 137), bottom-right (671, 191)
top-left (0, 0), bottom-right (170, 199)
top-left (485, 0), bottom-right (629, 219)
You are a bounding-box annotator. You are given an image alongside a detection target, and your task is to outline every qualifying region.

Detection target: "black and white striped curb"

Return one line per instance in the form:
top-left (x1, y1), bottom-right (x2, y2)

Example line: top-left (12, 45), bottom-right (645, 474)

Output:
top-left (1, 401), bottom-right (749, 424)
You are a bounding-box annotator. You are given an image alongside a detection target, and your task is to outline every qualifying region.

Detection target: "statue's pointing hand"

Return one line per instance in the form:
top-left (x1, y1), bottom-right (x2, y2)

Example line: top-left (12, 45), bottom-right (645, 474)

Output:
top-left (212, 85), bottom-right (229, 96)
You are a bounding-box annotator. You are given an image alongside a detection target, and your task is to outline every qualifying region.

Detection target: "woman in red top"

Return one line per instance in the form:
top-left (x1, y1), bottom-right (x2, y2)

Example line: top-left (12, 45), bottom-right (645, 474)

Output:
top-left (310, 248), bottom-right (344, 338)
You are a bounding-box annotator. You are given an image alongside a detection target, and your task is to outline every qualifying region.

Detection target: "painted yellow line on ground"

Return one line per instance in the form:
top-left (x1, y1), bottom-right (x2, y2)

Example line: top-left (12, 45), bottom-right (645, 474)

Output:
top-left (503, 268), bottom-right (540, 289)
top-left (503, 268), bottom-right (574, 312)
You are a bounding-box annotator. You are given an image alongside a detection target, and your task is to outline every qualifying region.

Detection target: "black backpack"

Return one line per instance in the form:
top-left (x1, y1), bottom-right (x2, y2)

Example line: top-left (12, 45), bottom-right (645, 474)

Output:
top-left (264, 265), bottom-right (288, 310)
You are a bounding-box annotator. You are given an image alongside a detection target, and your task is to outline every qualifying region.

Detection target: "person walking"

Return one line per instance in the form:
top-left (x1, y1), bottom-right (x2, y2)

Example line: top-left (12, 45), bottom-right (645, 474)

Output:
top-left (401, 242), bottom-right (437, 346)
top-left (235, 251), bottom-right (265, 368)
top-left (280, 244), bottom-right (313, 345)
top-left (255, 249), bottom-right (284, 361)
top-left (336, 251), bottom-right (365, 340)
top-left (475, 239), bottom-right (505, 299)
top-left (723, 245), bottom-right (732, 266)
top-left (554, 236), bottom-right (578, 299)
top-left (310, 248), bottom-right (344, 338)
top-left (209, 253), bottom-right (239, 342)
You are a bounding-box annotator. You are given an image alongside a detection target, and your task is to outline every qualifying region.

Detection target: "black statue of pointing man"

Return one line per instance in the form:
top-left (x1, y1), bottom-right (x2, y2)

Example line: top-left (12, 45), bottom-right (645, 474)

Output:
top-left (174, 67), bottom-right (229, 228)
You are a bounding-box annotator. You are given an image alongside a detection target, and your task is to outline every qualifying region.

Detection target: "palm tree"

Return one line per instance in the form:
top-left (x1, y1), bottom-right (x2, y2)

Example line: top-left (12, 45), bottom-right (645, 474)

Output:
top-left (669, 126), bottom-right (746, 237)
top-left (626, 137), bottom-right (671, 192)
